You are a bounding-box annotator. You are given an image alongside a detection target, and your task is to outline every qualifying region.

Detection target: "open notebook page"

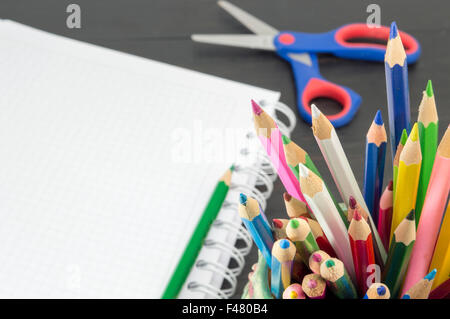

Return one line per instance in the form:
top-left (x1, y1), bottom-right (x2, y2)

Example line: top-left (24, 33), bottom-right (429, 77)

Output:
top-left (0, 20), bottom-right (279, 298)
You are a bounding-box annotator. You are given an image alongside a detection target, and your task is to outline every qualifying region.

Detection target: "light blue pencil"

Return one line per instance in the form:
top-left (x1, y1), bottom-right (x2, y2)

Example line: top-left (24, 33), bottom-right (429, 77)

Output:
top-left (238, 193), bottom-right (274, 266)
top-left (271, 239), bottom-right (296, 299)
top-left (402, 269), bottom-right (437, 299)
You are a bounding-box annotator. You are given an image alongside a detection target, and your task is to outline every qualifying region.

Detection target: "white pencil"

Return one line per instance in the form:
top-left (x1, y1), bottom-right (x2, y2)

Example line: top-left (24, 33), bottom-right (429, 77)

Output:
top-left (298, 164), bottom-right (356, 281)
top-left (311, 105), bottom-right (387, 264)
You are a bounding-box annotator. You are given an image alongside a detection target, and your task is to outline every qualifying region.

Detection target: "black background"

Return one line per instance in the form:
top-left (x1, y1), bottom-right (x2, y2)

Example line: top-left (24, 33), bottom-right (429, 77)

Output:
top-left (1, 0), bottom-right (449, 298)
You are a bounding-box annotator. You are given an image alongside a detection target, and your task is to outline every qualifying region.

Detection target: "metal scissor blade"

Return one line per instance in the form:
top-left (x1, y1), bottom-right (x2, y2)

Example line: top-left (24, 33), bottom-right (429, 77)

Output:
top-left (191, 34), bottom-right (275, 51)
top-left (217, 1), bottom-right (278, 35)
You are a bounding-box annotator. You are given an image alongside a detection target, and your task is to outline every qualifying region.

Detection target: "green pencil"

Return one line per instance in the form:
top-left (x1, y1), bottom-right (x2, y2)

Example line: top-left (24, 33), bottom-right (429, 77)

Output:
top-left (415, 80), bottom-right (438, 225)
top-left (286, 218), bottom-right (319, 264)
top-left (162, 165), bottom-right (233, 299)
top-left (393, 129), bottom-right (408, 201)
top-left (382, 210), bottom-right (416, 298)
top-left (281, 135), bottom-right (347, 226)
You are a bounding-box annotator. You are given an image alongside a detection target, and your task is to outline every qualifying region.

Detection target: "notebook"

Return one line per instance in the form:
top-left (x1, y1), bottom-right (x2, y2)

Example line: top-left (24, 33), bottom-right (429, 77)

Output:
top-left (0, 20), bottom-right (292, 298)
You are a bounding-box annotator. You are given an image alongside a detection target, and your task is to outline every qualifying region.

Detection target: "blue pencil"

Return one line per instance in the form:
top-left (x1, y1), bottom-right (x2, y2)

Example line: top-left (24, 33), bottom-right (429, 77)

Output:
top-left (238, 193), bottom-right (274, 266)
top-left (271, 239), bottom-right (296, 299)
top-left (363, 110), bottom-right (387, 221)
top-left (385, 21), bottom-right (411, 161)
top-left (402, 269), bottom-right (437, 299)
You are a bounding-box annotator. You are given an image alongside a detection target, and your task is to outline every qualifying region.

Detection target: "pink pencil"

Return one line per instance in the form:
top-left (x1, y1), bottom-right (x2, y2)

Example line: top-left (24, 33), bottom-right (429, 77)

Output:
top-left (252, 100), bottom-right (305, 203)
top-left (378, 180), bottom-right (393, 251)
top-left (402, 125), bottom-right (450, 294)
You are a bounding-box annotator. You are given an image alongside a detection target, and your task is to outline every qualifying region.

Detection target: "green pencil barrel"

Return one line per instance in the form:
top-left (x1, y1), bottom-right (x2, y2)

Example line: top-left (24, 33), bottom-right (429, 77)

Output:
top-left (382, 240), bottom-right (414, 297)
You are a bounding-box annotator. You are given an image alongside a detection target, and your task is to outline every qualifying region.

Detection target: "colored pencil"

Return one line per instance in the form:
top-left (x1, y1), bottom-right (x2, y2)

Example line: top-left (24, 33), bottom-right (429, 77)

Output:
top-left (429, 202), bottom-right (450, 289)
top-left (252, 100), bottom-right (305, 203)
top-left (402, 269), bottom-right (437, 299)
top-left (363, 110), bottom-right (387, 221)
top-left (309, 250), bottom-right (331, 275)
top-left (282, 283), bottom-right (305, 299)
top-left (242, 252), bottom-right (273, 299)
top-left (286, 218), bottom-right (320, 264)
top-left (348, 209), bottom-right (376, 295)
top-left (298, 163), bottom-right (356, 280)
top-left (302, 273), bottom-right (327, 299)
top-left (283, 192), bottom-right (308, 218)
top-left (390, 123), bottom-right (421, 243)
top-left (162, 165), bottom-right (233, 298)
top-left (382, 210), bottom-right (415, 298)
top-left (292, 252), bottom-right (309, 283)
top-left (282, 134), bottom-right (346, 224)
top-left (402, 126), bottom-right (450, 294)
top-left (311, 104), bottom-right (386, 264)
top-left (429, 278), bottom-right (450, 299)
top-left (393, 129), bottom-right (408, 201)
top-left (378, 180), bottom-right (394, 251)
top-left (272, 218), bottom-right (289, 240)
top-left (320, 258), bottom-right (358, 299)
top-left (363, 283), bottom-right (390, 299)
top-left (271, 239), bottom-right (296, 299)
top-left (347, 195), bottom-right (369, 222)
top-left (302, 217), bottom-right (336, 257)
top-left (415, 80), bottom-right (438, 221)
top-left (385, 21), bottom-right (411, 161)
top-left (239, 193), bottom-right (274, 266)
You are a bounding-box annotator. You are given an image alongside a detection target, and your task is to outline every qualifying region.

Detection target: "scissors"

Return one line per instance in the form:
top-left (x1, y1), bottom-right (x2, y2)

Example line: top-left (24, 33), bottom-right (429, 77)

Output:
top-left (192, 1), bottom-right (421, 128)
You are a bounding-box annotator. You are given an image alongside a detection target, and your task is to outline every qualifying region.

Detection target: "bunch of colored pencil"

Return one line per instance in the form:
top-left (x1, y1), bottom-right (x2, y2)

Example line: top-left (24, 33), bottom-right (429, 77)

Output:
top-left (239, 22), bottom-right (449, 300)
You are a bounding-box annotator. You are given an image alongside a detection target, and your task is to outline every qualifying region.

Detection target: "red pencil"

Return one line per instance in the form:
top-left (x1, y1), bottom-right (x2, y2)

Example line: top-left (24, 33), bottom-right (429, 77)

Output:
top-left (301, 217), bottom-right (336, 257)
top-left (429, 278), bottom-right (450, 299)
top-left (348, 209), bottom-right (376, 296)
top-left (378, 180), bottom-right (393, 251)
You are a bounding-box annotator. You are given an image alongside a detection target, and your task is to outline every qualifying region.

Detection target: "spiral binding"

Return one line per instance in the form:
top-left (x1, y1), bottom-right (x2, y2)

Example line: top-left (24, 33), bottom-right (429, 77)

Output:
top-left (185, 100), bottom-right (296, 299)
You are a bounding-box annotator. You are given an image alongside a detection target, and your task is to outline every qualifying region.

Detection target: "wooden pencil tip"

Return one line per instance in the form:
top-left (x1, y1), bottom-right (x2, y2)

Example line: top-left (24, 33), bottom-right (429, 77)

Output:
top-left (251, 99), bottom-right (263, 115)
top-left (272, 219), bottom-right (283, 229)
top-left (280, 239), bottom-right (290, 249)
top-left (325, 259), bottom-right (335, 268)
top-left (239, 193), bottom-right (248, 205)
top-left (377, 285), bottom-right (387, 296)
top-left (353, 209), bottom-right (362, 221)
top-left (312, 253), bottom-right (322, 262)
top-left (426, 80), bottom-right (434, 97)
top-left (389, 21), bottom-right (398, 39)
top-left (374, 110), bottom-right (383, 125)
top-left (289, 218), bottom-right (300, 229)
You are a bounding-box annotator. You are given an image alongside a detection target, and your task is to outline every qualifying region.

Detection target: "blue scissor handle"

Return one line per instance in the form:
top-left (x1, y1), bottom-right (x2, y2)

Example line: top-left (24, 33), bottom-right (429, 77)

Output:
top-left (276, 51), bottom-right (361, 128)
top-left (274, 23), bottom-right (421, 64)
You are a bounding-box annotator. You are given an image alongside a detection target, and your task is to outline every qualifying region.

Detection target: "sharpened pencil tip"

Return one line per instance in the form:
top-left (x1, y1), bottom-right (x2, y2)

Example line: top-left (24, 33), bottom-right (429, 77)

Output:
top-left (389, 21), bottom-right (398, 39)
top-left (283, 192), bottom-right (292, 202)
top-left (374, 110), bottom-right (383, 125)
top-left (353, 209), bottom-right (362, 221)
top-left (239, 193), bottom-right (247, 205)
top-left (377, 285), bottom-right (387, 296)
top-left (251, 100), bottom-right (263, 115)
top-left (272, 219), bottom-right (283, 229)
top-left (400, 129), bottom-right (408, 145)
top-left (409, 123), bottom-right (419, 142)
top-left (308, 279), bottom-right (318, 289)
top-left (325, 259), bottom-right (335, 268)
top-left (426, 80), bottom-right (434, 98)
top-left (280, 239), bottom-right (290, 249)
top-left (425, 269), bottom-right (437, 281)
top-left (312, 253), bottom-right (322, 262)
top-left (298, 163), bottom-right (309, 178)
top-left (349, 196), bottom-right (357, 209)
top-left (406, 209), bottom-right (415, 221)
top-left (311, 104), bottom-right (321, 119)
top-left (289, 218), bottom-right (300, 229)
top-left (387, 180), bottom-right (393, 191)
top-left (281, 134), bottom-right (291, 145)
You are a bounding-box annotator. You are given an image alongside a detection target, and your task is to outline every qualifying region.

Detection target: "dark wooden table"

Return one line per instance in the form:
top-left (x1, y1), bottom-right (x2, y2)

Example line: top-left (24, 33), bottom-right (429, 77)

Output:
top-left (1, 0), bottom-right (449, 298)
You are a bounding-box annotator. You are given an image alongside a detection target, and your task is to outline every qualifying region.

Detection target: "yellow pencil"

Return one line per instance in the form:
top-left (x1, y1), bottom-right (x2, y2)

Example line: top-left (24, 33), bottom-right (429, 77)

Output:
top-left (429, 202), bottom-right (450, 289)
top-left (390, 123), bottom-right (421, 244)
